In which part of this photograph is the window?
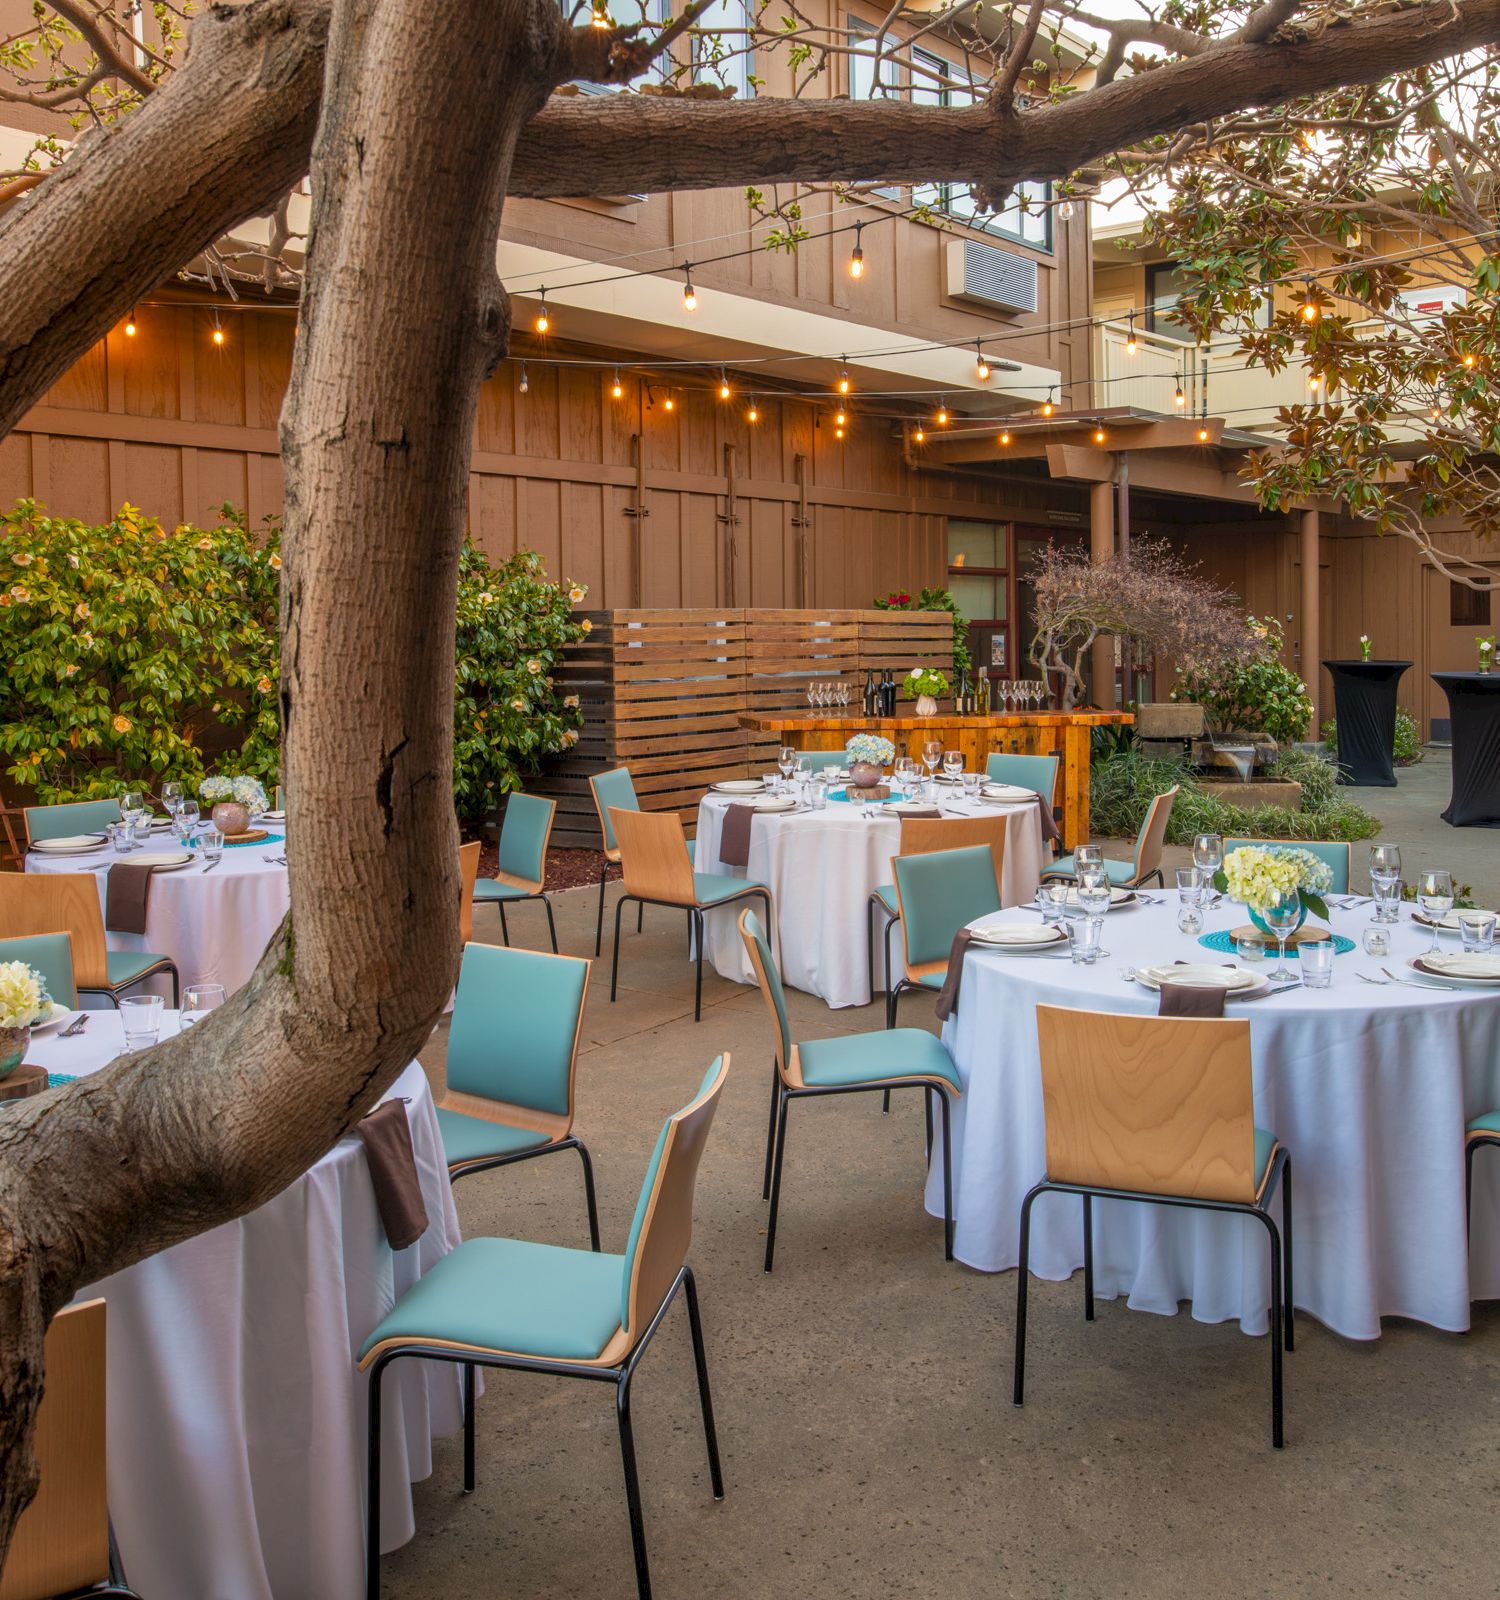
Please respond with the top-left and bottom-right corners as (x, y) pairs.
(1451, 580), (1493, 628)
(693, 0), (752, 99)
(1145, 262), (1198, 343)
(848, 20), (901, 200)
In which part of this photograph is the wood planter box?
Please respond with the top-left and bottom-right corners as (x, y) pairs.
(1197, 778), (1303, 810)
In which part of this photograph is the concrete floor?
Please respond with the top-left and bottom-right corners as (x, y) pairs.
(387, 753), (1500, 1600)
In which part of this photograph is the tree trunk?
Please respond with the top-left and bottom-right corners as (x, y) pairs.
(0, 0), (567, 1560)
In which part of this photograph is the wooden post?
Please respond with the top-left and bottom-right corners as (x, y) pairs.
(719, 442), (740, 607)
(1300, 508), (1320, 723)
(1090, 478), (1115, 709)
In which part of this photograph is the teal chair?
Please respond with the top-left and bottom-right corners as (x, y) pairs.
(473, 792), (558, 952)
(1466, 1111), (1500, 1228)
(587, 767), (695, 959)
(361, 1056), (730, 1600)
(740, 910), (959, 1270)
(1223, 839), (1351, 895)
(887, 844), (1002, 1028)
(985, 752), (1059, 806)
(439, 942), (599, 1249)
(1043, 784), (1179, 889)
(799, 750), (849, 774)
(24, 798), (119, 846)
(0, 932), (77, 1008)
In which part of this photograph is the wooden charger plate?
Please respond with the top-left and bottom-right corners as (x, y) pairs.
(222, 827), (270, 844)
(1229, 923), (1330, 948)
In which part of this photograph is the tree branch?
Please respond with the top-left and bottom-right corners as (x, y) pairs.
(46, 0), (157, 97)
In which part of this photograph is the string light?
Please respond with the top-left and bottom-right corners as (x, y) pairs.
(518, 361), (529, 394)
(1041, 387), (1055, 417)
(747, 397), (759, 423)
(682, 266), (697, 313)
(936, 398), (949, 426)
(975, 340), (991, 382)
(835, 409), (847, 426)
(664, 393), (675, 411)
(612, 368), (623, 399)
(1093, 422), (1107, 444)
(838, 364), (851, 395)
(1301, 293), (1320, 323)
(718, 368), (731, 400)
(998, 429), (1011, 446)
(535, 290), (550, 335)
(1197, 425), (1211, 442)
(914, 427), (926, 444)
(849, 222), (865, 279)
(1125, 311), (1138, 356)
(1463, 351), (1477, 369)
(1057, 198), (1075, 222)
(591, 3), (610, 24)
(124, 308), (137, 337)
(211, 313), (225, 347)
(1174, 375), (1186, 407)
(1307, 371), (1323, 392)
(835, 425), (845, 440)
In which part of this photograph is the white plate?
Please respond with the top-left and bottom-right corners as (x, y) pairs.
(968, 922), (1066, 950)
(1060, 886), (1136, 908)
(30, 1003), (80, 1035)
(981, 784), (1036, 805)
(1408, 953), (1500, 987)
(1412, 907), (1497, 931)
(740, 795), (799, 813)
(1135, 963), (1269, 997)
(148, 818), (175, 832)
(711, 780), (766, 795)
(133, 851), (195, 871)
(258, 810), (287, 823)
(29, 833), (108, 853)
(887, 801), (942, 815)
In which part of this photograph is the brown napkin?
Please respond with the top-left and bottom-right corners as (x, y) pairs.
(1157, 982), (1228, 1018)
(357, 1100), (429, 1250)
(105, 860), (157, 935)
(1033, 795), (1063, 847)
(934, 928), (974, 1021)
(896, 806), (942, 819)
(719, 803), (756, 867)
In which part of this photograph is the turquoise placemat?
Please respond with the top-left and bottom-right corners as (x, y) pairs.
(47, 1072), (76, 1089)
(1199, 928), (1355, 957)
(190, 832), (284, 851)
(830, 789), (900, 804)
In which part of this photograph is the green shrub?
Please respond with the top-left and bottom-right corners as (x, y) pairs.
(1320, 710), (1424, 767)
(1172, 615), (1312, 743)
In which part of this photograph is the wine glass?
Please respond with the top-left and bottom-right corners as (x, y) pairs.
(995, 681), (1010, 713)
(1074, 843), (1103, 873)
(838, 682), (850, 712)
(1077, 865), (1112, 957)
(1369, 843), (1402, 922)
(921, 738), (942, 776)
(806, 682), (818, 715)
(943, 750), (963, 782)
(1193, 833), (1224, 897)
(1417, 868), (1454, 954)
(778, 747), (797, 790)
(180, 983), (226, 1027)
(1263, 886), (1303, 981)
(172, 799), (199, 846)
(161, 781), (184, 818)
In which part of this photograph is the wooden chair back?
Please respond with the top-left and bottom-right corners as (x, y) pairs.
(1035, 1005), (1260, 1204)
(458, 841), (481, 946)
(0, 875), (110, 989)
(610, 808), (696, 906)
(0, 1299), (110, 1600)
(1132, 785), (1179, 882)
(898, 816), (1005, 899)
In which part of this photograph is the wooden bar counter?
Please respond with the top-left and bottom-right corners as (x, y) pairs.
(740, 712), (1133, 848)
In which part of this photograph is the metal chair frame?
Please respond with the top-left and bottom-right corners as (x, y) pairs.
(1466, 1130), (1500, 1230)
(610, 888), (771, 1022)
(447, 1137), (601, 1252)
(365, 1265), (723, 1600)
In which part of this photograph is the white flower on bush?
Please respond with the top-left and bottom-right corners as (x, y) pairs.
(563, 694), (580, 709)
(0, 962), (48, 1030)
(510, 696), (526, 712)
(562, 729), (578, 747)
(527, 659), (542, 675)
(1222, 845), (1334, 913)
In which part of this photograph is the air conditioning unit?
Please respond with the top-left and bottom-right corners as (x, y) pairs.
(945, 238), (1038, 315)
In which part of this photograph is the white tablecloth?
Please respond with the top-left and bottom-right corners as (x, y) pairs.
(693, 789), (1046, 1008)
(26, 834), (290, 994)
(26, 1013), (465, 1600)
(925, 899), (1500, 1339)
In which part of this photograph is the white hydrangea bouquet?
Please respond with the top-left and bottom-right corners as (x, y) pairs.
(845, 734), (896, 767)
(200, 775), (270, 813)
(0, 960), (50, 1077)
(1217, 845), (1333, 934)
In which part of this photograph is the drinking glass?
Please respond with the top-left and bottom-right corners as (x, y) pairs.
(1068, 915), (1103, 965)
(161, 781), (184, 817)
(1298, 938), (1335, 990)
(1077, 866), (1112, 956)
(810, 773), (829, 811)
(180, 983), (227, 1027)
(1369, 844), (1402, 923)
(121, 789), (144, 825)
(1074, 843), (1103, 873)
(806, 683), (818, 715)
(107, 820), (133, 855)
(795, 757), (811, 792)
(961, 771), (981, 799)
(120, 994), (164, 1052)
(1417, 869), (1454, 954)
(173, 799), (199, 846)
(199, 826), (224, 864)
(922, 740), (942, 778)
(1361, 926), (1390, 958)
(1458, 911), (1496, 953)
(1192, 833), (1224, 895)
(1175, 866), (1205, 904)
(1236, 932), (1267, 962)
(943, 751), (963, 782)
(778, 747), (797, 790)
(997, 681), (1012, 713)
(837, 683), (850, 711)
(1263, 887), (1302, 981)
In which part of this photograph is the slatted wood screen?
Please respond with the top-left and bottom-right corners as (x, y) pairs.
(539, 608), (955, 845)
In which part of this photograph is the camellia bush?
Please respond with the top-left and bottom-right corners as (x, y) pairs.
(1171, 616), (1313, 745)
(1, 502), (586, 823)
(0, 501), (280, 801)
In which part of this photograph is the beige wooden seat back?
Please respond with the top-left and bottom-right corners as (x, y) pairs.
(0, 875), (110, 990)
(610, 808), (696, 906)
(458, 841), (481, 946)
(0, 1299), (110, 1600)
(897, 816), (1006, 899)
(1133, 785), (1180, 884)
(1035, 1005), (1260, 1205)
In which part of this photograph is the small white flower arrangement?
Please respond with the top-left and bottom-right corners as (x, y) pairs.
(846, 734), (896, 767)
(1359, 634), (1372, 662)
(200, 775), (270, 812)
(0, 961), (49, 1031)
(1219, 845), (1333, 919)
(903, 667), (950, 700)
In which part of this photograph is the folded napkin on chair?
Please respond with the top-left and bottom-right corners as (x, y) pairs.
(933, 928), (975, 1022)
(105, 860), (158, 935)
(357, 1100), (429, 1250)
(1033, 796), (1062, 847)
(718, 803), (756, 867)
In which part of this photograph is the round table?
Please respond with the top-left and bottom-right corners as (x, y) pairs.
(694, 788), (1046, 1008)
(925, 898), (1500, 1339)
(1433, 671), (1500, 827)
(25, 1012), (465, 1600)
(1323, 658), (1411, 786)
(26, 832), (290, 994)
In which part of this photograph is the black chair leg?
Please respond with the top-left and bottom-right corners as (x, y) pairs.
(883, 914), (897, 1002)
(543, 894), (558, 954)
(166, 961), (180, 1008)
(610, 896), (630, 1001)
(1082, 1194), (1095, 1321)
(596, 861), (609, 958)
(882, 1090), (891, 1114)
(1013, 1187), (1040, 1406)
(682, 1267), (725, 1500)
(498, 902), (510, 946)
(923, 1086), (933, 1159)
(638, 901), (645, 933)
(939, 1089), (954, 1261)
(866, 897), (876, 1002)
(762, 1057), (779, 1200)
(1467, 1140), (1476, 1235)
(574, 1139), (602, 1251)
(764, 1091), (791, 1272)
(1280, 1159), (1295, 1353)
(462, 1362), (476, 1492)
(693, 909), (704, 1021)
(1265, 1213), (1285, 1449)
(365, 1360), (386, 1600)
(615, 1373), (653, 1600)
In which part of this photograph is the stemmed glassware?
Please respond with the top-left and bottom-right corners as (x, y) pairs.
(997, 681), (1012, 713)
(1192, 833), (1224, 900)
(778, 747), (798, 791)
(1175, 867), (1205, 935)
(806, 682), (819, 716)
(942, 750), (963, 782)
(180, 983), (226, 1027)
(1417, 868), (1454, 954)
(921, 739), (942, 793)
(1074, 843), (1103, 874)
(172, 799), (199, 847)
(892, 756), (914, 797)
(1077, 864), (1112, 957)
(161, 781), (184, 819)
(120, 789), (145, 850)
(1369, 843), (1402, 924)
(1263, 886), (1303, 981)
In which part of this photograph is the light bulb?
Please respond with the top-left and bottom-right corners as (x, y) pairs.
(747, 400), (759, 423)
(849, 223), (866, 279)
(1464, 351), (1477, 369)
(914, 427), (926, 444)
(518, 362), (529, 394)
(212, 326), (225, 346)
(999, 430), (1011, 446)
(718, 370), (731, 400)
(535, 290), (550, 334)
(1430, 402), (1442, 419)
(611, 369), (623, 399)
(124, 309), (137, 337)
(1093, 425), (1106, 444)
(1308, 372), (1322, 391)
(1174, 384), (1186, 407)
(838, 368), (851, 395)
(682, 267), (697, 313)
(591, 4), (609, 24)
(975, 341), (991, 381)
(1302, 300), (1320, 322)
(1058, 198), (1075, 221)
(1197, 426), (1210, 442)
(664, 394), (675, 411)
(835, 426), (845, 440)
(937, 405), (948, 426)
(836, 409), (847, 426)
(1041, 398), (1054, 418)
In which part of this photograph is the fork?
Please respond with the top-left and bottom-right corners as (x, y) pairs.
(59, 1013), (89, 1038)
(201, 857), (222, 874)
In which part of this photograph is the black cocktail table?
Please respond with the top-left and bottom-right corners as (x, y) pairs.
(1433, 672), (1500, 826)
(1323, 659), (1411, 787)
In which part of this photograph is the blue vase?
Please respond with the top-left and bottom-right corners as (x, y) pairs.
(1248, 903), (1308, 940)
